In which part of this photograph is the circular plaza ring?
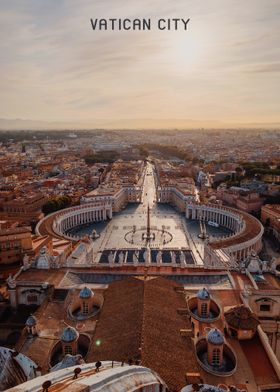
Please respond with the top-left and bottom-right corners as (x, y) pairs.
(124, 228), (173, 247)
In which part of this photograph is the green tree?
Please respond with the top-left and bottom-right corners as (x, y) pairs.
(42, 195), (72, 215)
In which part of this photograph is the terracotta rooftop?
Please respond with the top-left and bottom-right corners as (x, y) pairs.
(0, 226), (31, 236)
(15, 288), (99, 373)
(205, 288), (243, 309)
(256, 273), (280, 291)
(87, 276), (200, 391)
(15, 269), (66, 286)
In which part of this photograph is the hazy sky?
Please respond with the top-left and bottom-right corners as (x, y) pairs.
(0, 0), (279, 126)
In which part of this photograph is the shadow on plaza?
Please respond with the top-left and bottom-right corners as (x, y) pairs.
(66, 203), (181, 238)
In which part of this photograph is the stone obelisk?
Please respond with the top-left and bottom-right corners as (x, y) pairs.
(147, 204), (151, 240)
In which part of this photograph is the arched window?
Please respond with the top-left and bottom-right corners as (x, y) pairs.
(212, 348), (220, 366)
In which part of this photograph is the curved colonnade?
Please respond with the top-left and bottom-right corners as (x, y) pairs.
(36, 201), (264, 265)
(186, 203), (264, 262)
(36, 202), (112, 241)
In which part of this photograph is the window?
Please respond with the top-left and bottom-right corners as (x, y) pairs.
(260, 304), (271, 312)
(82, 302), (89, 314)
(14, 242), (20, 249)
(212, 348), (221, 366)
(27, 295), (38, 303)
(65, 345), (72, 355)
(201, 303), (208, 318)
(256, 298), (274, 313)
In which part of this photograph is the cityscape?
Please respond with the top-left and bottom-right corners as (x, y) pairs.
(1, 1), (280, 392)
(0, 129), (280, 392)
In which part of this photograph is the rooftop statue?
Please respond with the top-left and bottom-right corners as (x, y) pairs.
(108, 251), (114, 264)
(118, 251), (124, 264)
(156, 250), (162, 264)
(133, 251), (139, 264)
(6, 274), (16, 289)
(180, 250), (186, 265)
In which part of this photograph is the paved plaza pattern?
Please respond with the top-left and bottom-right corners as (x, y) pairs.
(68, 162), (232, 265)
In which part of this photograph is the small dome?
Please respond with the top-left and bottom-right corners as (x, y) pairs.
(207, 328), (224, 345)
(26, 315), (37, 327)
(61, 326), (79, 343)
(79, 286), (94, 299)
(197, 288), (210, 300)
(40, 247), (46, 255)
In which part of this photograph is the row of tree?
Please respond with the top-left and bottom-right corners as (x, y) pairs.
(136, 143), (192, 161)
(84, 150), (120, 164)
(241, 162), (280, 177)
(42, 195), (72, 215)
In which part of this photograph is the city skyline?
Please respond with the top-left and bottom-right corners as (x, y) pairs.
(0, 0), (280, 128)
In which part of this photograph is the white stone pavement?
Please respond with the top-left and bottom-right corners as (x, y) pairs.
(91, 162), (206, 265)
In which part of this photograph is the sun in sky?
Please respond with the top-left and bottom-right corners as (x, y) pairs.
(0, 0), (279, 127)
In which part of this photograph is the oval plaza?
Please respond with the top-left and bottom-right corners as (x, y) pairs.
(36, 162), (264, 270)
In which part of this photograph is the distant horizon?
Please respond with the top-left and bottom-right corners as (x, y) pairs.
(0, 116), (280, 131)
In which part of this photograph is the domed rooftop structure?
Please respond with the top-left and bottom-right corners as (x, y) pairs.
(187, 290), (221, 323)
(79, 286), (94, 299)
(61, 326), (79, 343)
(196, 330), (236, 376)
(225, 305), (259, 331)
(26, 315), (37, 327)
(207, 328), (224, 345)
(5, 363), (167, 392)
(197, 288), (210, 300)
